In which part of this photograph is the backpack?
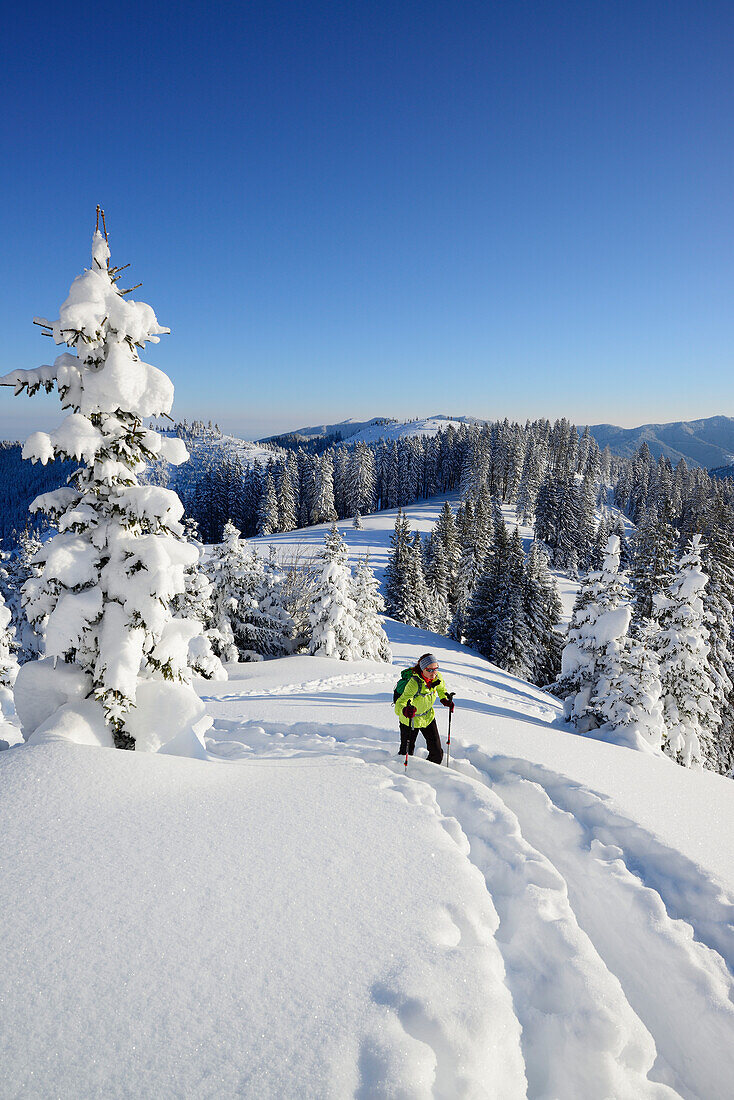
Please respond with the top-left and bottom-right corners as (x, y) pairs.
(393, 668), (418, 704)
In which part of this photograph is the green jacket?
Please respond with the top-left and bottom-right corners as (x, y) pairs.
(395, 670), (449, 729)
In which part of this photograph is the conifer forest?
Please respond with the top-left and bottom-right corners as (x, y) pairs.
(3, 403), (733, 775)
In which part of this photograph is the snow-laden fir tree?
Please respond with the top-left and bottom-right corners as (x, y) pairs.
(591, 622), (665, 752)
(702, 524), (734, 775)
(464, 516), (525, 664)
(277, 453), (298, 533)
(407, 531), (433, 629)
(655, 535), (718, 768)
(425, 533), (452, 634)
(554, 535), (632, 733)
(523, 538), (563, 685)
(492, 586), (533, 679)
(630, 509), (677, 627)
(257, 467), (279, 536)
(345, 442), (376, 519)
(352, 556), (392, 662)
(483, 527), (532, 677)
(310, 453), (338, 526)
(204, 520), (291, 662)
(463, 526), (504, 660)
(431, 500), (461, 605)
(0, 529), (44, 663)
(204, 519), (246, 660)
(515, 441), (543, 525)
(1, 222), (210, 751)
(308, 524), (361, 659)
(257, 552), (297, 656)
(170, 518), (227, 681)
(384, 510), (413, 621)
(234, 543), (294, 659)
(0, 587), (21, 747)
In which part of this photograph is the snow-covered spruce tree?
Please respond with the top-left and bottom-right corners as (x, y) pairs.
(523, 538), (563, 685)
(449, 500), (480, 642)
(384, 510), (413, 621)
(308, 524), (361, 659)
(614, 517), (632, 569)
(554, 535), (632, 733)
(310, 452), (338, 526)
(1, 223), (210, 751)
(491, 586), (533, 679)
(425, 534), (452, 634)
(432, 500), (461, 605)
(630, 509), (677, 628)
(655, 536), (718, 768)
(352, 557), (392, 662)
(257, 552), (297, 657)
(407, 531), (433, 629)
(277, 453), (298, 533)
(702, 525), (734, 775)
(484, 527), (532, 678)
(257, 467), (279, 536)
(345, 442), (376, 519)
(1, 529), (44, 662)
(0, 587), (21, 747)
(204, 520), (285, 662)
(592, 622), (665, 752)
(233, 543), (294, 659)
(515, 442), (543, 525)
(170, 519), (227, 681)
(464, 526), (504, 660)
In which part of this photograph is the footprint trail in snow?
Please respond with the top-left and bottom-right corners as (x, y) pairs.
(206, 708), (734, 1100)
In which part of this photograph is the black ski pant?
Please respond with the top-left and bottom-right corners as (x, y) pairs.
(399, 718), (443, 764)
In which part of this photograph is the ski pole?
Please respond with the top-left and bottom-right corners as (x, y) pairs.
(405, 711), (413, 772)
(446, 693), (455, 767)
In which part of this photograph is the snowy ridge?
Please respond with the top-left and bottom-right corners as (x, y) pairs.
(260, 414), (483, 447)
(341, 415), (483, 446)
(154, 427), (281, 477)
(175, 429), (279, 468)
(2, 497), (734, 1096)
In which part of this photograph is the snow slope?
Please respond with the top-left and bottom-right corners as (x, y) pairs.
(345, 415), (482, 445)
(170, 428), (279, 470)
(261, 414), (483, 447)
(2, 497), (733, 1099)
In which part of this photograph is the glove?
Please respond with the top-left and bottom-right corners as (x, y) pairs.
(402, 704), (417, 719)
(441, 697), (455, 712)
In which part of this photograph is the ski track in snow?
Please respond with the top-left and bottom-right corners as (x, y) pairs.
(206, 717), (734, 1099)
(201, 671), (393, 701)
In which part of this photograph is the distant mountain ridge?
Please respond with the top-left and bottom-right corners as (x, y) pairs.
(586, 416), (734, 470)
(261, 417), (386, 445)
(262, 413), (734, 470)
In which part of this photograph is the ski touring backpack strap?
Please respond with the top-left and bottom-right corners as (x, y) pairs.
(393, 668), (418, 704)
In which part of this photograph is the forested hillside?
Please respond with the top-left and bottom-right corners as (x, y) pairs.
(587, 415), (734, 468)
(0, 443), (73, 545)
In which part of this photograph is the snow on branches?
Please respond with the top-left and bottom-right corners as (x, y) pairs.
(1, 225), (211, 753)
(656, 535), (718, 768)
(309, 525), (390, 662)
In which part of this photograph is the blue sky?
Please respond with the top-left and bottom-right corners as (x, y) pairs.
(1, 0), (733, 439)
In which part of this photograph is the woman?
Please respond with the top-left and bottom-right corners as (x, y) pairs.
(394, 652), (454, 764)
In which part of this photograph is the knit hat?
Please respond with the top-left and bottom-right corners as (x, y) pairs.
(418, 653), (439, 671)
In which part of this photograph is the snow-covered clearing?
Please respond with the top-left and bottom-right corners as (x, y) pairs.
(2, 497), (733, 1098)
